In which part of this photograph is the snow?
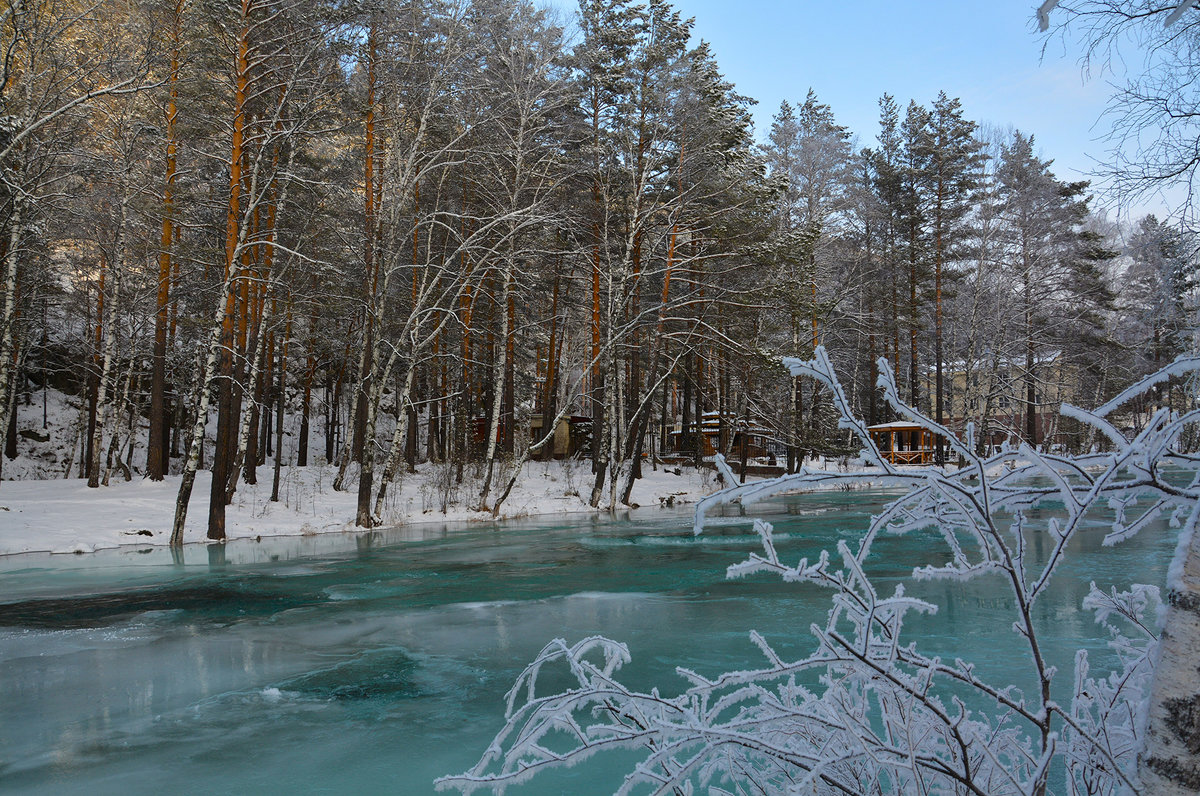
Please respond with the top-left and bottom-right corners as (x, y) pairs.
(442, 344), (1195, 795)
(1165, 0), (1198, 27)
(0, 384), (761, 555)
(0, 385), (901, 558)
(0, 460), (733, 557)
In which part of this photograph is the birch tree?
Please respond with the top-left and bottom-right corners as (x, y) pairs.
(0, 0), (153, 486)
(171, 0), (348, 542)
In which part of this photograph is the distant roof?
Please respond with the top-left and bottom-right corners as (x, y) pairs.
(942, 350), (1062, 371)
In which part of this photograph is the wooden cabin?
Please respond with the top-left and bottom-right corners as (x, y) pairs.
(669, 412), (786, 461)
(528, 414), (591, 458)
(868, 421), (935, 465)
(468, 414), (589, 457)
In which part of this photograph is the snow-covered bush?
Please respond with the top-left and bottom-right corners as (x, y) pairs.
(438, 348), (1200, 795)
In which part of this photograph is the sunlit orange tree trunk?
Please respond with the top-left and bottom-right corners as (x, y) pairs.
(148, 0), (184, 481)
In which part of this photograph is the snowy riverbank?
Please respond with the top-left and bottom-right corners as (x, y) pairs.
(0, 460), (733, 557)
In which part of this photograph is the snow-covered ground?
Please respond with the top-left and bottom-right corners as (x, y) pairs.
(0, 385), (736, 555)
(0, 459), (729, 557)
(1, 385), (881, 557)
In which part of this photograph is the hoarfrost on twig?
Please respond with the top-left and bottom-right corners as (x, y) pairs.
(440, 346), (1197, 795)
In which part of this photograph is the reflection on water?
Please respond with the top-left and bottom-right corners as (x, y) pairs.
(0, 494), (1177, 795)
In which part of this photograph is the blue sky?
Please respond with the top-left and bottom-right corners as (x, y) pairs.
(677, 2), (1106, 159)
(547, 1), (1165, 219)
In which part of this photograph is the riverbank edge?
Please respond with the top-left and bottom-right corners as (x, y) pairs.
(0, 459), (901, 559)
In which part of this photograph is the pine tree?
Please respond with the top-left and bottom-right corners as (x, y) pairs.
(995, 131), (1112, 447)
(925, 92), (983, 462)
(899, 100), (930, 408)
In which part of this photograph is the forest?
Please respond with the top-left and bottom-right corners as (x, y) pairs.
(0, 0), (1194, 543)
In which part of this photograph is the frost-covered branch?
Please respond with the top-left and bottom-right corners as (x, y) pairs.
(442, 347), (1197, 795)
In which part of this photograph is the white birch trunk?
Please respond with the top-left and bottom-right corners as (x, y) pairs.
(371, 358), (415, 518)
(225, 284), (277, 501)
(0, 197), (23, 485)
(170, 279), (236, 545)
(102, 357), (136, 485)
(331, 329), (368, 492)
(88, 192), (127, 488)
(476, 266), (512, 510)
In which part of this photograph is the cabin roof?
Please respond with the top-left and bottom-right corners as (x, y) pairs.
(669, 426), (776, 436)
(866, 421), (928, 431)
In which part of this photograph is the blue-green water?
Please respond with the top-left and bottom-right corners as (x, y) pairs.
(0, 492), (1178, 795)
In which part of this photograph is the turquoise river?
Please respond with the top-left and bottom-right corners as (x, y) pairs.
(0, 491), (1178, 794)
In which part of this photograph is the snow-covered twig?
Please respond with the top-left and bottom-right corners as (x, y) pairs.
(442, 347), (1194, 795)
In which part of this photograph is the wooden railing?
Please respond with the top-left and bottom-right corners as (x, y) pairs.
(881, 449), (933, 465)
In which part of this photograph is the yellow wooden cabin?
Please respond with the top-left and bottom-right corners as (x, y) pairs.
(867, 421), (935, 465)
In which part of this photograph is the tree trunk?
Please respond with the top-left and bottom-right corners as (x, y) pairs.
(540, 270), (560, 461)
(351, 22), (378, 471)
(226, 283), (277, 502)
(934, 184), (945, 465)
(4, 374), (16, 464)
(0, 194), (20, 482)
(693, 345), (704, 470)
(85, 265), (100, 481)
(428, 334), (441, 463)
(478, 267), (513, 509)
(207, 0), (251, 540)
(298, 352), (313, 466)
(103, 357), (136, 485)
(271, 302), (290, 502)
(1023, 248), (1037, 447)
(502, 291), (515, 455)
(352, 332), (389, 527)
(589, 361), (613, 508)
(148, 0), (182, 482)
(738, 370), (753, 484)
(908, 221), (920, 410)
(88, 192), (127, 489)
(590, 240), (601, 472)
(333, 342), (365, 490)
(172, 278), (237, 546)
(371, 360), (416, 519)
(617, 225), (679, 505)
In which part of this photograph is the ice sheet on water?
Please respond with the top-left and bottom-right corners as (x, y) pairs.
(322, 581), (416, 602)
(690, 514), (760, 527)
(618, 532), (809, 548)
(562, 590), (656, 602)
(266, 565), (327, 577)
(0, 617), (178, 663)
(0, 582), (307, 631)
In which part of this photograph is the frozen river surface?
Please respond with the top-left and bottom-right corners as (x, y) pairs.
(0, 492), (1176, 795)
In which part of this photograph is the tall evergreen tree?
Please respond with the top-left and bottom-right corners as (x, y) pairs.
(924, 92), (983, 461)
(995, 131), (1112, 446)
(899, 100), (930, 408)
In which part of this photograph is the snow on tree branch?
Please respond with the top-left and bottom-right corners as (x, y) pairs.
(439, 346), (1197, 795)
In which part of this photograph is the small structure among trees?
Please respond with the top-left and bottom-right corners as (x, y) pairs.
(667, 411), (787, 462)
(866, 420), (935, 464)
